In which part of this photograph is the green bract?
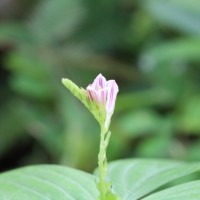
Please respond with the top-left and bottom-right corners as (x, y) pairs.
(62, 78), (106, 126)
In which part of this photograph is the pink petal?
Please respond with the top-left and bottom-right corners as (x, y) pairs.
(92, 74), (107, 90)
(100, 88), (107, 104)
(106, 80), (119, 114)
(87, 85), (102, 103)
(87, 85), (98, 102)
(86, 74), (119, 130)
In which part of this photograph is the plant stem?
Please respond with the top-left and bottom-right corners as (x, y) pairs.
(98, 126), (111, 200)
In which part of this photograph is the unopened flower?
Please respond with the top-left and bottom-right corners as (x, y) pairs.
(62, 74), (119, 130)
(86, 74), (119, 130)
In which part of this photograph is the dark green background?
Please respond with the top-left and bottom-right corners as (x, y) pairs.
(0, 0), (200, 173)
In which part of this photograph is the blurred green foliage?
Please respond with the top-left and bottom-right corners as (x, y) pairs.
(0, 0), (200, 172)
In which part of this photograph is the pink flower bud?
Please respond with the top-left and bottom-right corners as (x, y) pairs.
(86, 74), (119, 129)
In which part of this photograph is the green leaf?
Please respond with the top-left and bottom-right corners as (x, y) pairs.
(0, 22), (31, 43)
(106, 159), (200, 200)
(140, 38), (200, 66)
(177, 96), (200, 133)
(142, 0), (200, 35)
(116, 89), (173, 112)
(10, 75), (53, 100)
(139, 39), (198, 93)
(117, 110), (161, 136)
(142, 180), (200, 200)
(1, 160), (200, 199)
(28, 0), (85, 43)
(0, 102), (27, 158)
(0, 165), (98, 200)
(5, 51), (54, 100)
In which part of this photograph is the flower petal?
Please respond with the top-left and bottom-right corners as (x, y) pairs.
(87, 85), (108, 105)
(86, 85), (101, 103)
(106, 80), (119, 114)
(100, 88), (107, 104)
(92, 74), (107, 90)
(104, 80), (119, 129)
(87, 86), (97, 101)
(86, 74), (119, 129)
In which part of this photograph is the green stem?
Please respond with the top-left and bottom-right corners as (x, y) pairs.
(98, 126), (111, 200)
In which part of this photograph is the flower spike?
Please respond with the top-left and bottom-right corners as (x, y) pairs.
(62, 74), (120, 200)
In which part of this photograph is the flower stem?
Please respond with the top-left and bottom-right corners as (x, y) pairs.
(98, 126), (111, 200)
